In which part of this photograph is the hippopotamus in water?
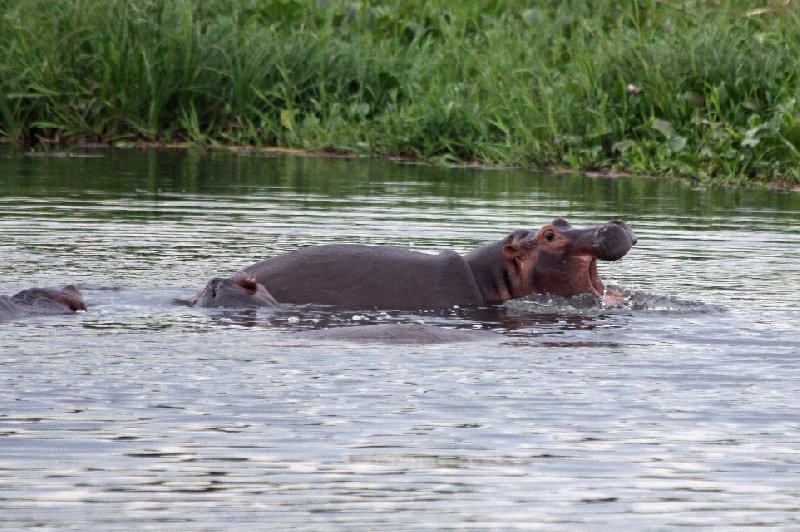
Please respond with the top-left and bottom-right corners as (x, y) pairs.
(288, 323), (502, 344)
(189, 277), (501, 343)
(239, 219), (636, 310)
(191, 274), (277, 308)
(0, 285), (87, 321)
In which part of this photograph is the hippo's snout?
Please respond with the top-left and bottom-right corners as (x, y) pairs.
(596, 220), (636, 261)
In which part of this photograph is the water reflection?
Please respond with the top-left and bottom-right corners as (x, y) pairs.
(3, 146), (798, 216)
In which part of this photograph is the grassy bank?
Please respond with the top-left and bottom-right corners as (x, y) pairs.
(1, 0), (799, 185)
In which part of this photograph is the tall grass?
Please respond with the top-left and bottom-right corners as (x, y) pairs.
(1, 0), (799, 184)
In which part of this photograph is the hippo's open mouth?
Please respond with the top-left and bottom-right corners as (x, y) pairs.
(570, 220), (636, 297)
(588, 257), (606, 296)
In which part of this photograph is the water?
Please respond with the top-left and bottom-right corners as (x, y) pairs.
(1, 146), (798, 528)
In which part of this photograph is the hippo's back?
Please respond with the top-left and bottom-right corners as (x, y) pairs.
(243, 244), (483, 309)
(289, 323), (501, 344)
(0, 296), (21, 322)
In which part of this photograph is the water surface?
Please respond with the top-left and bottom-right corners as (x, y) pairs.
(1, 146), (799, 528)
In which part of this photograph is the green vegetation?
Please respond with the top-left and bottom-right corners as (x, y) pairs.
(1, 0), (799, 185)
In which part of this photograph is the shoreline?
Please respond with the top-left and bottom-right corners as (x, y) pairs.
(7, 140), (798, 192)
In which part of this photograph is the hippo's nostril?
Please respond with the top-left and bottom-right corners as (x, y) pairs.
(632, 237), (638, 246)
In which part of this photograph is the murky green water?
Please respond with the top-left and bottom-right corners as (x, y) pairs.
(1, 146), (799, 528)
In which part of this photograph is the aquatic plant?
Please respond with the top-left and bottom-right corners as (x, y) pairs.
(0, 0), (798, 185)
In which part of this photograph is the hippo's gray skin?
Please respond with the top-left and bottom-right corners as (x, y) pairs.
(241, 219), (636, 310)
(288, 323), (501, 344)
(0, 285), (86, 322)
(191, 274), (277, 308)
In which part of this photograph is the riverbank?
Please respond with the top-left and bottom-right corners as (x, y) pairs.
(2, 1), (799, 187)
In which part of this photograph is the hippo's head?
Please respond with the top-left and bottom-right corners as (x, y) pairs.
(192, 274), (278, 308)
(502, 219), (636, 298)
(10, 285), (87, 314)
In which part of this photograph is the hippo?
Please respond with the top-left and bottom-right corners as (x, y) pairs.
(288, 323), (502, 344)
(191, 274), (278, 308)
(188, 277), (503, 343)
(238, 219), (636, 310)
(0, 285), (87, 322)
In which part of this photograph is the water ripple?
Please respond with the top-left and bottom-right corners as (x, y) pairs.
(1, 150), (799, 528)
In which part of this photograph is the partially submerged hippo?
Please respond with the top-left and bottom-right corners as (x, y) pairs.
(0, 285), (87, 322)
(239, 219), (636, 310)
(191, 274), (277, 308)
(288, 323), (502, 344)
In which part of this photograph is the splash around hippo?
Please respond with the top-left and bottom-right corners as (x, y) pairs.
(227, 218), (636, 310)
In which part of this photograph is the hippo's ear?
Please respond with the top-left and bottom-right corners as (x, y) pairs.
(55, 286), (87, 311)
(551, 218), (571, 229)
(235, 276), (260, 294)
(502, 230), (535, 259)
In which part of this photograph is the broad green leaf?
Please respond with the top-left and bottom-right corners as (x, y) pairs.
(652, 118), (674, 138)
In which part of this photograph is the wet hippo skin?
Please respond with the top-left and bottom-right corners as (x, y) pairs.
(248, 245), (484, 309)
(242, 219), (636, 310)
(191, 274), (277, 308)
(288, 323), (502, 344)
(0, 285), (87, 322)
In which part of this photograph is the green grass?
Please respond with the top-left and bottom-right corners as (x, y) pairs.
(1, 0), (799, 185)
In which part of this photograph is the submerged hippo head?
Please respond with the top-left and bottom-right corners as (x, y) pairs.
(501, 219), (636, 298)
(192, 274), (278, 308)
(8, 285), (87, 315)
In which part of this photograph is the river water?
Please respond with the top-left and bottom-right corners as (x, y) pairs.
(1, 146), (798, 528)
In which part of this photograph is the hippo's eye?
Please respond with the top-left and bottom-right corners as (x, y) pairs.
(545, 232), (555, 242)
